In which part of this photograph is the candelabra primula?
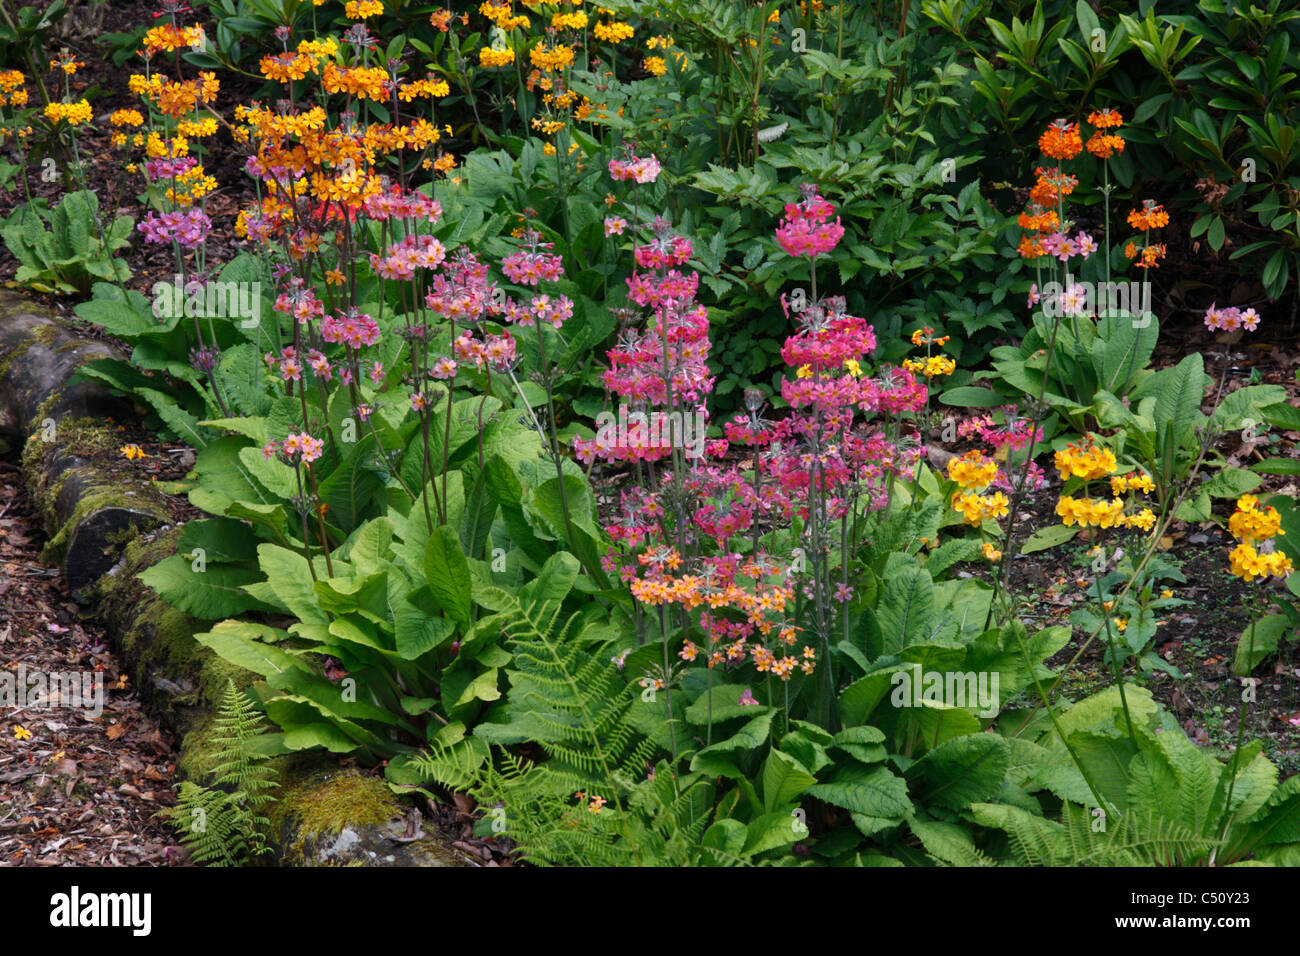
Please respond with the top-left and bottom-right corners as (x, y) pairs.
(1228, 495), (1293, 582)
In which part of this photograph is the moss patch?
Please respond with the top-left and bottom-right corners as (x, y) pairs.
(0, 333), (39, 383)
(176, 713), (222, 781)
(92, 527), (254, 742)
(21, 412), (152, 560)
(37, 487), (167, 565)
(272, 770), (403, 844)
(28, 322), (63, 348)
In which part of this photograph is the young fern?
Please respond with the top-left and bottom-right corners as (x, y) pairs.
(415, 594), (673, 866)
(163, 679), (278, 866)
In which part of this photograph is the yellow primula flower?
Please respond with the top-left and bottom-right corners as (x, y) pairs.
(594, 21), (634, 43)
(1229, 543), (1292, 582)
(530, 43), (575, 72)
(953, 490), (1009, 527)
(948, 450), (999, 490)
(44, 100), (93, 126)
(1228, 494), (1284, 544)
(1054, 440), (1118, 481)
(345, 0), (384, 18)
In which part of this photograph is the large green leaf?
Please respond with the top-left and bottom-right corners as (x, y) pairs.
(1244, 775), (1300, 847)
(875, 564), (934, 654)
(395, 603), (456, 660)
(1092, 310), (1158, 395)
(459, 465), (498, 560)
(257, 543), (331, 638)
(519, 551), (580, 611)
(424, 525), (473, 624)
(914, 732), (1010, 810)
(318, 434), (385, 533)
(762, 750), (817, 812)
(1068, 730), (1139, 812)
(1233, 614), (1292, 676)
(807, 764), (912, 818)
(138, 555), (270, 619)
(1150, 352), (1208, 451)
(192, 619), (302, 678)
(1020, 523), (1078, 554)
(178, 517), (260, 565)
(191, 436), (275, 505)
(138, 387), (210, 449)
(909, 815), (991, 865)
(72, 283), (166, 338)
(266, 667), (400, 726)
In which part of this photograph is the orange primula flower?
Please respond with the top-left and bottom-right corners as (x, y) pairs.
(1039, 119), (1082, 160)
(1127, 200), (1170, 231)
(1018, 235), (1045, 259)
(1087, 108), (1124, 129)
(1086, 131), (1125, 159)
(1017, 206), (1059, 232)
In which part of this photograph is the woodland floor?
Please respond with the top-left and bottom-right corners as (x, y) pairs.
(0, 458), (182, 866)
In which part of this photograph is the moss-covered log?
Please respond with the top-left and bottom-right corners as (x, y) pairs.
(0, 295), (167, 590)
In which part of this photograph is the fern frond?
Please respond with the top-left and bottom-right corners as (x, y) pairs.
(164, 680), (278, 865)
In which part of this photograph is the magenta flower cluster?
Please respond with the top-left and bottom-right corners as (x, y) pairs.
(138, 209), (212, 248)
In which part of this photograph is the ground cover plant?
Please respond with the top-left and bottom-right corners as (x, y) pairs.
(0, 0), (1298, 869)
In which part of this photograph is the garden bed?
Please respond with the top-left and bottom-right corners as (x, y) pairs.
(1, 0), (1299, 871)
